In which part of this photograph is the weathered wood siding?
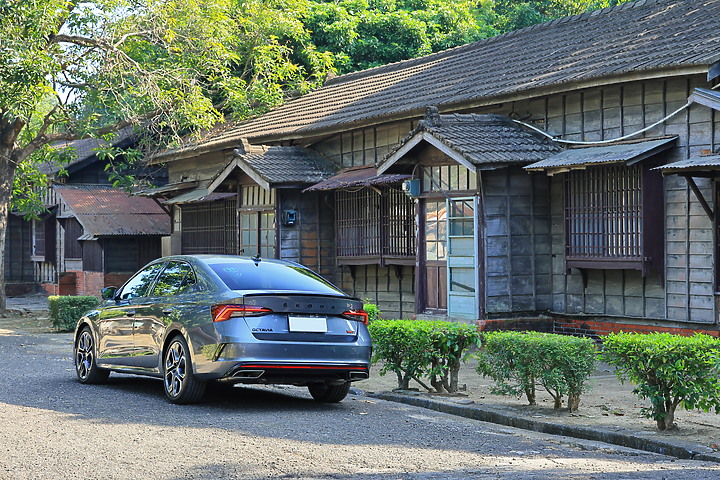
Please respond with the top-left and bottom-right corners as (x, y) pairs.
(314, 120), (416, 168)
(278, 190), (336, 282)
(482, 167), (552, 315)
(339, 265), (415, 318)
(504, 74), (719, 323)
(5, 214), (34, 282)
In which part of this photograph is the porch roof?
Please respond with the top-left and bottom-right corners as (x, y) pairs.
(379, 111), (561, 174)
(303, 165), (412, 192)
(524, 137), (677, 174)
(54, 184), (170, 239)
(654, 155), (720, 174)
(161, 183), (236, 205)
(209, 142), (337, 192)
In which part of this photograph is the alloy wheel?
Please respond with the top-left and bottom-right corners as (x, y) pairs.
(164, 340), (187, 398)
(75, 330), (94, 380)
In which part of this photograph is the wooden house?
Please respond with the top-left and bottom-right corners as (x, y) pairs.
(149, 0), (720, 335)
(5, 131), (170, 297)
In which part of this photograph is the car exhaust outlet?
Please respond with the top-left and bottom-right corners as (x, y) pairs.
(233, 369), (265, 379)
(349, 371), (369, 380)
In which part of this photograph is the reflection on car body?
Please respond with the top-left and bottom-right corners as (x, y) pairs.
(74, 255), (371, 404)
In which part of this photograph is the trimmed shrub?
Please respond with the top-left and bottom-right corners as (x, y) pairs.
(368, 319), (480, 393)
(602, 332), (720, 430)
(48, 295), (99, 332)
(476, 331), (597, 411)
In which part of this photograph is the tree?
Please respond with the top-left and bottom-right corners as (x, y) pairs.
(304, 0), (497, 73)
(0, 0), (333, 312)
(492, 0), (629, 33)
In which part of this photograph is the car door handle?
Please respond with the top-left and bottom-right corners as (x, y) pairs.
(162, 309), (173, 316)
(126, 310), (136, 317)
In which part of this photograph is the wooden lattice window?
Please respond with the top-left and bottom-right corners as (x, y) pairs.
(564, 163), (663, 274)
(239, 185), (275, 258)
(181, 199), (237, 255)
(335, 186), (416, 263)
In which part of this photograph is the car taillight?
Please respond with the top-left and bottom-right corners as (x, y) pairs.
(342, 309), (369, 325)
(212, 304), (272, 322)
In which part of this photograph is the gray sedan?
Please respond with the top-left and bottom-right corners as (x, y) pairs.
(74, 255), (372, 404)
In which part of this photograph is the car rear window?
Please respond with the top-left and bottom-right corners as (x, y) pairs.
(208, 261), (344, 295)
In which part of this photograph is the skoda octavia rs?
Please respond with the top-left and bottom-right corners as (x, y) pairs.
(74, 255), (372, 404)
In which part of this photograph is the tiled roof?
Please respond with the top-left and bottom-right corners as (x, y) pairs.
(54, 184), (170, 238)
(304, 165), (412, 192)
(157, 0), (720, 158)
(232, 143), (337, 186)
(381, 111), (561, 172)
(525, 137), (677, 171)
(40, 127), (135, 176)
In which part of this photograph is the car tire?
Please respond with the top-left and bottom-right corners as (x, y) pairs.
(308, 382), (351, 402)
(75, 326), (110, 384)
(163, 335), (206, 404)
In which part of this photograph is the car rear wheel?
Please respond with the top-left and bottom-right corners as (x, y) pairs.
(308, 382), (351, 402)
(75, 326), (110, 384)
(163, 336), (206, 404)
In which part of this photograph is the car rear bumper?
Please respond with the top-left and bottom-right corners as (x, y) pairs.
(193, 341), (372, 384)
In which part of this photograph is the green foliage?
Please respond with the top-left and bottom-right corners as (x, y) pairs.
(368, 319), (479, 393)
(476, 331), (597, 411)
(48, 295), (100, 332)
(305, 0), (497, 73)
(602, 332), (720, 430)
(492, 0), (627, 33)
(362, 302), (381, 323)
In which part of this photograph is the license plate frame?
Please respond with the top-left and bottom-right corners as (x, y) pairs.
(288, 316), (327, 333)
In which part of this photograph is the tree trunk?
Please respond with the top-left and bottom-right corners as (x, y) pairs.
(0, 138), (21, 314)
(567, 393), (581, 412)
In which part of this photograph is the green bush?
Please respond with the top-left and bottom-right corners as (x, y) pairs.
(48, 295), (99, 332)
(476, 331), (597, 411)
(602, 332), (720, 430)
(363, 302), (381, 323)
(368, 319), (480, 393)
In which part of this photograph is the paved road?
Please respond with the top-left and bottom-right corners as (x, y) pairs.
(1, 331), (719, 480)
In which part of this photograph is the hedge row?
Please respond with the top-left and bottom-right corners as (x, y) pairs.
(368, 319), (480, 393)
(48, 295), (99, 331)
(476, 331), (597, 411)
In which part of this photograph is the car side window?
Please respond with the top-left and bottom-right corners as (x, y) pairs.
(151, 261), (197, 297)
(117, 263), (165, 300)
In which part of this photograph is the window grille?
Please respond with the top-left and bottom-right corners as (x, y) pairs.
(181, 199), (237, 255)
(335, 186), (416, 262)
(565, 165), (644, 268)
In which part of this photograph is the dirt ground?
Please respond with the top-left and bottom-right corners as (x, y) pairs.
(356, 354), (720, 454)
(3, 306), (720, 454)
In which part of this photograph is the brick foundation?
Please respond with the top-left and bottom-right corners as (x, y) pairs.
(476, 316), (720, 338)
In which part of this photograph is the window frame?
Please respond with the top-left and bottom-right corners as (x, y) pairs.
(562, 162), (664, 278)
(335, 185), (416, 265)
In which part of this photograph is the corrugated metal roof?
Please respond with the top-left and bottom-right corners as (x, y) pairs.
(304, 165), (411, 192)
(654, 155), (720, 173)
(154, 0), (720, 159)
(136, 180), (199, 197)
(524, 137), (677, 172)
(54, 184), (170, 238)
(381, 112), (561, 172)
(162, 186), (236, 205)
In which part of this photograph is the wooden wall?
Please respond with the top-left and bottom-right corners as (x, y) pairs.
(504, 74), (719, 323)
(339, 264), (415, 319)
(278, 190), (336, 281)
(483, 167), (552, 315)
(5, 214), (34, 283)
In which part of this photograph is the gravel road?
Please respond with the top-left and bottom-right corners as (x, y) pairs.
(1, 329), (720, 480)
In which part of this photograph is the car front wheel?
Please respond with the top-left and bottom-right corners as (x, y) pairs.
(163, 336), (206, 404)
(308, 382), (351, 402)
(75, 326), (110, 384)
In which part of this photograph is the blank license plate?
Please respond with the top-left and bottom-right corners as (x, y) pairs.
(288, 316), (327, 333)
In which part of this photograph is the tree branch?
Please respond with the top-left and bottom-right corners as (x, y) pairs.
(49, 33), (106, 49)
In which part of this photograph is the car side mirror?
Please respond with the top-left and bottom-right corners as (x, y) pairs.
(101, 286), (117, 300)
